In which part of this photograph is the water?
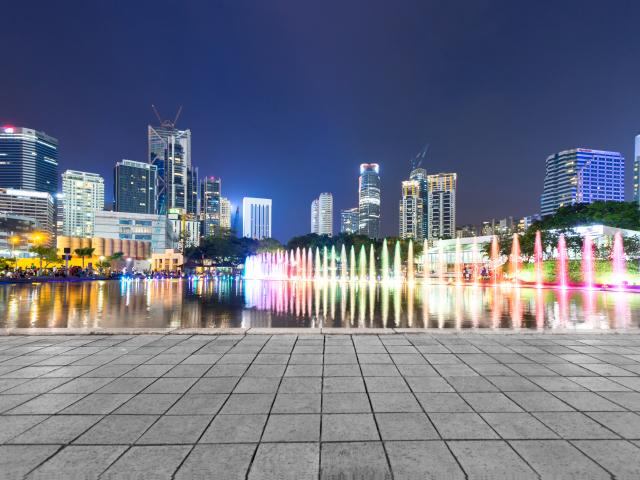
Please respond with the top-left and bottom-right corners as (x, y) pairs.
(0, 278), (638, 330)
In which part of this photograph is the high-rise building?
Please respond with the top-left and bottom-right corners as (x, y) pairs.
(0, 213), (41, 256)
(358, 163), (381, 238)
(200, 176), (221, 237)
(187, 166), (199, 216)
(61, 170), (105, 238)
(340, 208), (359, 234)
(310, 193), (333, 236)
(148, 123), (192, 215)
(167, 208), (200, 250)
(634, 136), (640, 206)
(220, 197), (232, 231)
(0, 126), (58, 197)
(93, 211), (171, 254)
(427, 173), (456, 240)
(409, 167), (428, 239)
(540, 148), (625, 217)
(114, 159), (157, 214)
(242, 197), (272, 240)
(399, 180), (423, 240)
(0, 189), (55, 245)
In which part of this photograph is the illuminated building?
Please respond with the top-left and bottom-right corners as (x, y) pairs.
(409, 167), (428, 239)
(93, 211), (171, 253)
(358, 163), (381, 238)
(114, 159), (157, 214)
(427, 172), (456, 240)
(61, 170), (105, 238)
(0, 125), (58, 197)
(148, 123), (192, 215)
(0, 214), (43, 256)
(0, 188), (55, 245)
(540, 148), (625, 216)
(634, 136), (640, 206)
(399, 180), (423, 240)
(167, 208), (200, 250)
(310, 192), (333, 236)
(200, 176), (221, 237)
(242, 197), (272, 240)
(220, 197), (231, 231)
(340, 207), (359, 234)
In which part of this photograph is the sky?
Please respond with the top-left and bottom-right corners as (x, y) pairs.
(2, 0), (640, 241)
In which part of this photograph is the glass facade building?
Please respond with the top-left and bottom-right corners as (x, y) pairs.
(358, 163), (381, 238)
(0, 126), (58, 197)
(340, 207), (359, 234)
(148, 125), (192, 215)
(409, 167), (428, 240)
(200, 176), (221, 237)
(114, 159), (157, 214)
(0, 188), (55, 246)
(93, 211), (171, 254)
(540, 148), (625, 217)
(427, 173), (456, 240)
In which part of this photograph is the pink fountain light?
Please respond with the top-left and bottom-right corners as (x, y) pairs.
(557, 233), (569, 289)
(491, 235), (500, 286)
(510, 233), (521, 285)
(582, 233), (595, 290)
(612, 232), (626, 288)
(534, 230), (543, 288)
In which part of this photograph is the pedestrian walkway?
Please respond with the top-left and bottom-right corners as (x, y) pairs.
(1, 332), (640, 479)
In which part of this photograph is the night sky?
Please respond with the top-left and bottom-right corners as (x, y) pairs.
(3, 1), (640, 241)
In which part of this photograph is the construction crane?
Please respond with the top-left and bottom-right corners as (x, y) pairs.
(410, 143), (430, 172)
(151, 104), (183, 129)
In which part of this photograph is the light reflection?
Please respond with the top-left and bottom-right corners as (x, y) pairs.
(0, 279), (637, 330)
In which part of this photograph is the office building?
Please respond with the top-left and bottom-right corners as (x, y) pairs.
(358, 163), (381, 238)
(634, 136), (640, 206)
(114, 159), (157, 214)
(399, 180), (423, 240)
(540, 148), (625, 216)
(0, 214), (40, 257)
(200, 176), (221, 237)
(310, 192), (333, 236)
(148, 123), (192, 215)
(187, 165), (199, 216)
(220, 197), (232, 231)
(93, 211), (171, 254)
(409, 167), (428, 239)
(61, 170), (105, 238)
(340, 208), (359, 234)
(0, 126), (58, 197)
(427, 173), (456, 240)
(0, 189), (55, 245)
(242, 197), (272, 240)
(167, 208), (200, 250)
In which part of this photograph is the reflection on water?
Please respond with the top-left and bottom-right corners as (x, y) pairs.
(0, 278), (638, 330)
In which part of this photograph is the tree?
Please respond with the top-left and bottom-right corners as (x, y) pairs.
(74, 247), (95, 269)
(29, 246), (61, 271)
(257, 238), (283, 253)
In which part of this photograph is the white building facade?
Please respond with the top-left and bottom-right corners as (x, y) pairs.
(242, 197), (272, 240)
(61, 170), (105, 238)
(310, 192), (333, 236)
(93, 211), (172, 254)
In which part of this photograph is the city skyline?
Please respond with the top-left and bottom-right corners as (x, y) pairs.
(3, 1), (640, 241)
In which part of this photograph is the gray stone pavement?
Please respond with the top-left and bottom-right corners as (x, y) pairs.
(0, 333), (640, 479)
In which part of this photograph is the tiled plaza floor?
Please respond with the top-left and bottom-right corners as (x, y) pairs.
(1, 332), (640, 479)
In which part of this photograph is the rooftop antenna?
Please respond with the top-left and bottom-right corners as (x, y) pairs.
(151, 104), (183, 129)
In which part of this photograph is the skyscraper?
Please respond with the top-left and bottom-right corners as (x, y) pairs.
(634, 136), (640, 206)
(187, 166), (199, 216)
(310, 193), (333, 236)
(61, 170), (105, 238)
(242, 197), (272, 240)
(358, 163), (381, 238)
(340, 208), (359, 234)
(409, 167), (428, 239)
(399, 180), (423, 240)
(114, 159), (157, 214)
(540, 148), (625, 216)
(0, 189), (55, 245)
(200, 176), (221, 237)
(0, 126), (58, 197)
(427, 173), (456, 240)
(220, 197), (232, 231)
(148, 123), (192, 215)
